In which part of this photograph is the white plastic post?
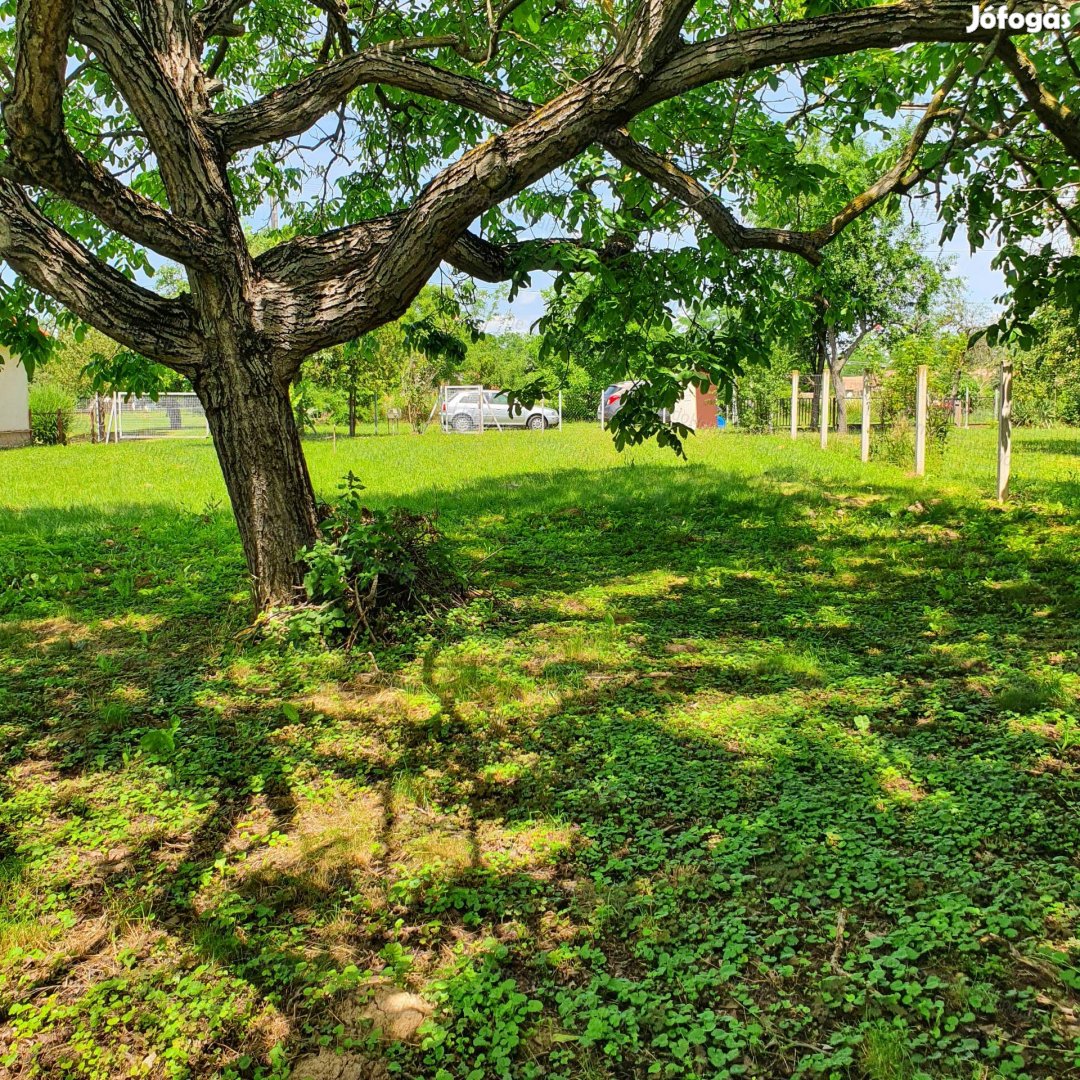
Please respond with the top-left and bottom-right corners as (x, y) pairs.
(861, 373), (871, 464)
(819, 369), (830, 449)
(997, 358), (1013, 502)
(914, 364), (928, 477)
(790, 371), (799, 440)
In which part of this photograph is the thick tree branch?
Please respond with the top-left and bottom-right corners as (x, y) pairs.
(641, 0), (1018, 108)
(444, 230), (619, 280)
(214, 0), (1015, 156)
(602, 130), (826, 263)
(2, 0), (223, 264)
(210, 41), (509, 153)
(240, 56), (826, 271)
(193, 0), (249, 45)
(268, 0), (699, 358)
(0, 178), (201, 367)
(250, 54), (963, 304)
(995, 38), (1080, 164)
(73, 1), (228, 224)
(255, 214), (400, 284)
(6, 0), (72, 142)
(808, 57), (965, 245)
(216, 0), (1019, 292)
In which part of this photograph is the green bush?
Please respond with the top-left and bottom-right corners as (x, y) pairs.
(28, 383), (75, 445)
(296, 472), (462, 643)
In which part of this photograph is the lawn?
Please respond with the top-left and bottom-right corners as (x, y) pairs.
(0, 424), (1078, 1080)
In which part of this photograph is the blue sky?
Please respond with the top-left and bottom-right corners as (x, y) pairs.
(478, 218), (1006, 334)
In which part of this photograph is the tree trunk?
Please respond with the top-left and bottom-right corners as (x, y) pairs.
(193, 358), (320, 613)
(810, 306), (827, 429)
(348, 385), (356, 437)
(827, 327), (849, 435)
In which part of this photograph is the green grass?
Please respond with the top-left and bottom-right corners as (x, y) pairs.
(1, 424), (1079, 1079)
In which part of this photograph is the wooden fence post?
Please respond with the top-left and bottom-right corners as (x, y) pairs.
(997, 358), (1013, 502)
(861, 374), (871, 463)
(914, 364), (928, 476)
(819, 369), (830, 449)
(790, 371), (799, 440)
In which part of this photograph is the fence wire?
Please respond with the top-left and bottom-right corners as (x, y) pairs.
(110, 393), (209, 439)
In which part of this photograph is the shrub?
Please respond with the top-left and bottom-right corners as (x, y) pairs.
(28, 383), (75, 445)
(296, 473), (463, 644)
(872, 407), (951, 469)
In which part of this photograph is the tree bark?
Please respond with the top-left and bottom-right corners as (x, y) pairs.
(827, 327), (849, 435)
(193, 356), (320, 612)
(348, 385), (357, 437)
(810, 302), (827, 429)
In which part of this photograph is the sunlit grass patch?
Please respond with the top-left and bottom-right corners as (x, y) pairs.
(749, 644), (828, 686)
(398, 826), (474, 875)
(664, 692), (803, 762)
(0, 871), (59, 962)
(254, 786), (382, 885)
(994, 668), (1076, 715)
(419, 642), (535, 711)
(876, 766), (927, 805)
(476, 820), (577, 872)
(860, 1020), (916, 1080)
(2, 936), (273, 1079)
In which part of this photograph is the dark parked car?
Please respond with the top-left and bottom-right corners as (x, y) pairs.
(598, 381), (671, 424)
(598, 381), (639, 424)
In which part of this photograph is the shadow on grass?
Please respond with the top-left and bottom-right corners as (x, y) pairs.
(1019, 437), (1080, 459)
(0, 458), (1078, 1077)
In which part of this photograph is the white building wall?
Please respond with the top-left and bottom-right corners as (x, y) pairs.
(671, 384), (698, 430)
(0, 350), (31, 447)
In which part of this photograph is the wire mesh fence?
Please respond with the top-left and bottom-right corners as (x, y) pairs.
(108, 393), (210, 440)
(724, 371), (1002, 436)
(727, 375), (843, 433)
